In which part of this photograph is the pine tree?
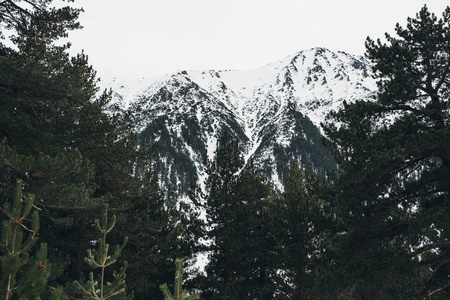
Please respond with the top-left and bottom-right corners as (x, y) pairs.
(0, 0), (144, 285)
(0, 0), (82, 41)
(49, 286), (69, 300)
(201, 129), (244, 299)
(0, 179), (50, 299)
(0, 138), (105, 284)
(160, 259), (200, 300)
(231, 162), (277, 299)
(279, 160), (325, 299)
(74, 204), (131, 300)
(322, 5), (450, 299)
(118, 166), (199, 300)
(201, 130), (277, 299)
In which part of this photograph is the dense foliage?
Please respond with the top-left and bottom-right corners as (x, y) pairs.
(321, 5), (450, 299)
(160, 259), (200, 300)
(0, 179), (50, 299)
(0, 1), (448, 300)
(0, 1), (195, 299)
(199, 130), (278, 299)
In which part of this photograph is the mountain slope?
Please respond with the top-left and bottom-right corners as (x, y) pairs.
(108, 47), (377, 203)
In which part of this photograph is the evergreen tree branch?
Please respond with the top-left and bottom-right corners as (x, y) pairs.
(0, 206), (38, 235)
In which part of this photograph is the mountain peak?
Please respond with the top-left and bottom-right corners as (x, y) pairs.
(105, 49), (377, 201)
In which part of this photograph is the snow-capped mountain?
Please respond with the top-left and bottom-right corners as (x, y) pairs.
(107, 47), (377, 204)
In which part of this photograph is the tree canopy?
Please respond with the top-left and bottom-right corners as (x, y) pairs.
(0, 1), (194, 299)
(1, 1), (449, 299)
(322, 5), (450, 299)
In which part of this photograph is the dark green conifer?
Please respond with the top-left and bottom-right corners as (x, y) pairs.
(160, 259), (200, 300)
(118, 166), (199, 300)
(322, 5), (450, 299)
(202, 129), (244, 299)
(0, 0), (143, 284)
(49, 286), (69, 300)
(279, 160), (324, 299)
(232, 161), (277, 299)
(0, 179), (50, 299)
(75, 204), (131, 300)
(201, 130), (277, 299)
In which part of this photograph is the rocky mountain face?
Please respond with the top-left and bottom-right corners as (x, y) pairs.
(106, 47), (377, 204)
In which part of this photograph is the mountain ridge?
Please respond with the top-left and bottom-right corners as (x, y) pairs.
(105, 47), (377, 203)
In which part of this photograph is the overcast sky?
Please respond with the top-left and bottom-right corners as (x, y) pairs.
(63, 0), (449, 81)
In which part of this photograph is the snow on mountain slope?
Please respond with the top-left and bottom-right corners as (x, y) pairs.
(99, 77), (156, 112)
(147, 47), (375, 129)
(106, 48), (377, 202)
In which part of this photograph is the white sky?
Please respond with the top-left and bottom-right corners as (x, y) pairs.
(63, 0), (449, 81)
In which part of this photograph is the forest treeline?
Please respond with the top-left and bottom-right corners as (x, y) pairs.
(0, 1), (449, 299)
